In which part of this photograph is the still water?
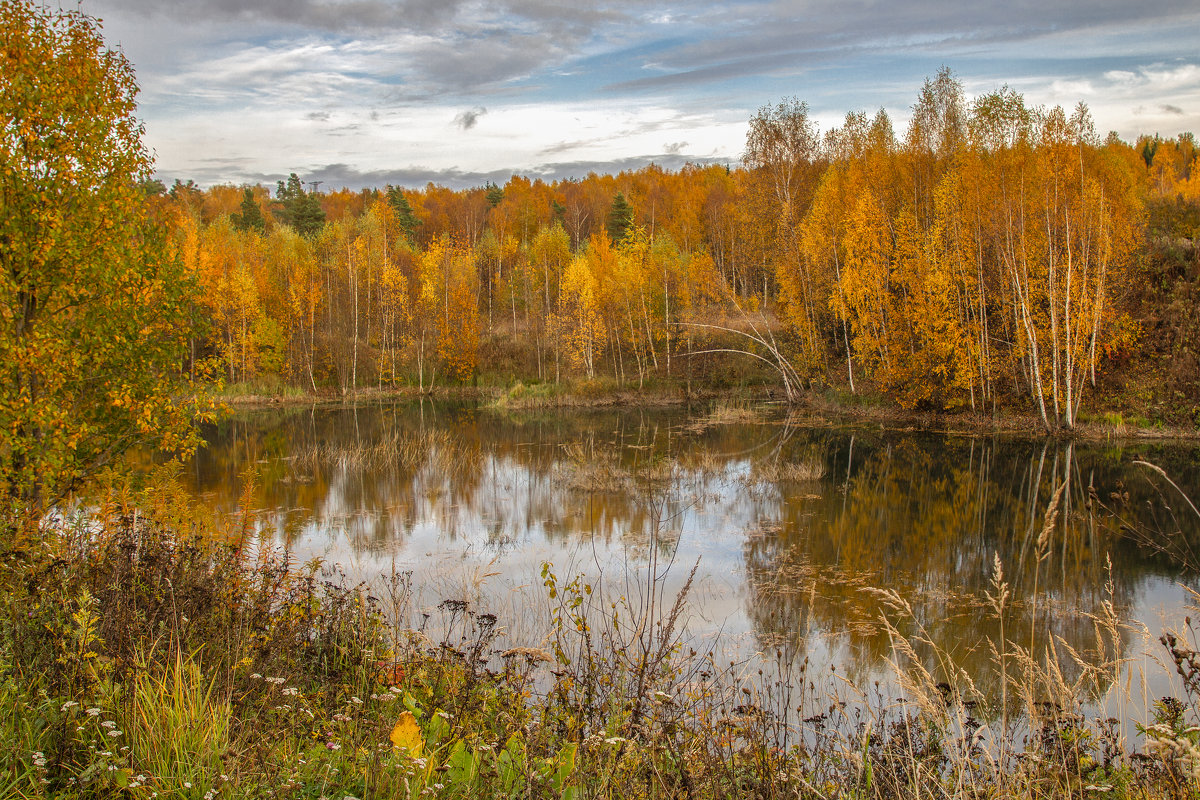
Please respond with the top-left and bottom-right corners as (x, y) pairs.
(184, 400), (1200, 714)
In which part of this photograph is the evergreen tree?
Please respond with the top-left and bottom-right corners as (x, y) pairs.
(275, 173), (325, 236)
(385, 184), (421, 242)
(233, 187), (265, 233)
(606, 192), (634, 241)
(485, 182), (504, 208)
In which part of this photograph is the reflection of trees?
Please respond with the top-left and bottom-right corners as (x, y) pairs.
(742, 433), (1198, 696)
(182, 403), (1199, 697)
(185, 402), (751, 556)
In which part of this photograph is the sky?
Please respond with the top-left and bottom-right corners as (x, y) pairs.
(76, 0), (1200, 191)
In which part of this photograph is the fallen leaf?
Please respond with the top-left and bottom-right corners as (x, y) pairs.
(390, 711), (424, 755)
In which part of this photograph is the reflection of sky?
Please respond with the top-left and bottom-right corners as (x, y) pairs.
(190, 403), (1200, 726)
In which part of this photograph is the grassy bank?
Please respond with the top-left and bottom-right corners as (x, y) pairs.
(211, 376), (1200, 445)
(1, 472), (1198, 799)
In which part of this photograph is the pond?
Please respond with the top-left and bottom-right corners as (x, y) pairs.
(182, 399), (1200, 721)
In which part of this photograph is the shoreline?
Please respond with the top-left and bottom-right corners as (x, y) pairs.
(213, 382), (1200, 443)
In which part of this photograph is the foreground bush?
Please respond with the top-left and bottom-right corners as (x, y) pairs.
(0, 470), (1197, 799)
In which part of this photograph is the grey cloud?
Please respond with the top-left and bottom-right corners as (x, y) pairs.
(158, 153), (730, 192)
(100, 0), (464, 33)
(307, 110), (332, 121)
(526, 153), (728, 183)
(399, 32), (568, 97)
(663, 141), (687, 154)
(602, 0), (1200, 95)
(1162, 104), (1185, 115)
(96, 0), (634, 36)
(453, 106), (487, 130)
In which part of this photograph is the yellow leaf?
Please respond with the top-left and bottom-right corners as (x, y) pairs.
(389, 711), (424, 756)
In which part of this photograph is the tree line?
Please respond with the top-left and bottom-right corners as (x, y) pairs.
(155, 69), (1198, 431)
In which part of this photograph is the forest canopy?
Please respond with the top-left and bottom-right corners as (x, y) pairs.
(156, 69), (1199, 431)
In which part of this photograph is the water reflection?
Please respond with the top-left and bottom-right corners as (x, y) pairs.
(183, 401), (1200, 700)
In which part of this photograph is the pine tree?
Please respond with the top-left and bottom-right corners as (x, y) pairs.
(233, 187), (265, 233)
(607, 192), (634, 242)
(275, 173), (325, 236)
(385, 184), (421, 242)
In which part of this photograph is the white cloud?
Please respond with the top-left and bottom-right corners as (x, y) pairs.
(79, 0), (1200, 187)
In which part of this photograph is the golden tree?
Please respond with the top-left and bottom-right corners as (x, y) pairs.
(0, 1), (202, 526)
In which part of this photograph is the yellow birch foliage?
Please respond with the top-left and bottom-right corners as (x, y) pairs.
(0, 2), (202, 523)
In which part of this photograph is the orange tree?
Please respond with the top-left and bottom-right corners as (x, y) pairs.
(0, 2), (203, 531)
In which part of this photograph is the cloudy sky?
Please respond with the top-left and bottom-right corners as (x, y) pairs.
(78, 0), (1200, 191)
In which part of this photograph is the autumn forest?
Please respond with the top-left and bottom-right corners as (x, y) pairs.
(157, 69), (1200, 431)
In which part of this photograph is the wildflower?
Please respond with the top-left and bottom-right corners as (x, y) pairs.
(266, 677), (286, 685)
(350, 696), (362, 705)
(86, 707), (102, 717)
(101, 720), (117, 729)
(184, 782), (192, 789)
(107, 730), (122, 737)
(327, 742), (342, 751)
(251, 673), (262, 679)
(31, 752), (47, 768)
(60, 701), (79, 711)
(282, 687), (299, 696)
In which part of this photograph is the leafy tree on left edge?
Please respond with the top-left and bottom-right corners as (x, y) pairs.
(0, 1), (206, 534)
